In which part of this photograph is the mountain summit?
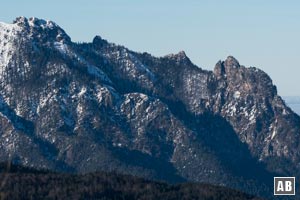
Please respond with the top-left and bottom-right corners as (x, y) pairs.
(0, 17), (299, 197)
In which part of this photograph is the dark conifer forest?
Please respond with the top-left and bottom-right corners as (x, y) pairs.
(0, 162), (262, 200)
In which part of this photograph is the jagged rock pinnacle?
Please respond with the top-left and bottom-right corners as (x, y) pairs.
(224, 56), (240, 69)
(213, 60), (225, 78)
(93, 35), (109, 47)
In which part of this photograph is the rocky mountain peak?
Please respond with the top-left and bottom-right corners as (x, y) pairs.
(224, 56), (240, 68)
(213, 56), (241, 79)
(164, 50), (191, 65)
(13, 16), (57, 30)
(12, 16), (29, 27)
(12, 16), (71, 43)
(176, 50), (187, 58)
(92, 35), (109, 48)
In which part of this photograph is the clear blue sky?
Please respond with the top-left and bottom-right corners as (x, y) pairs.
(1, 0), (300, 96)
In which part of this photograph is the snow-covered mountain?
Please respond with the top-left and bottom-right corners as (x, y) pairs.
(1, 17), (300, 198)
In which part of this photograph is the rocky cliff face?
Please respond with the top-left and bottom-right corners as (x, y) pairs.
(1, 17), (300, 197)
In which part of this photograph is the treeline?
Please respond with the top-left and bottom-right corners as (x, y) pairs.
(0, 162), (262, 200)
